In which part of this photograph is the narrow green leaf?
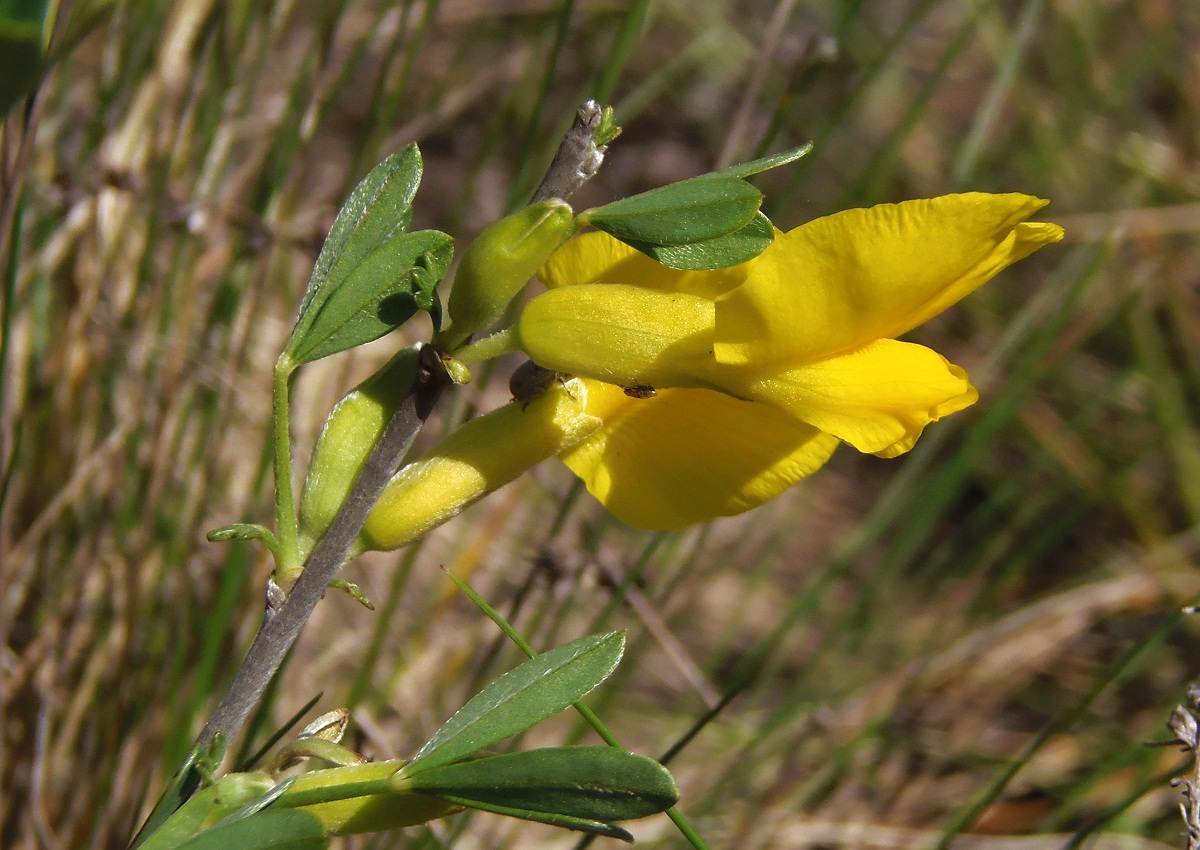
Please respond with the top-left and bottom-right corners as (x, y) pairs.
(134, 785), (224, 850)
(295, 144), (423, 325)
(707, 142), (814, 179)
(409, 746), (679, 824)
(583, 176), (761, 246)
(628, 211), (775, 270)
(406, 632), (625, 772)
(175, 810), (328, 850)
(287, 230), (452, 363)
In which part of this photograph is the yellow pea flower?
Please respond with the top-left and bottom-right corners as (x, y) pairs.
(516, 193), (1064, 530)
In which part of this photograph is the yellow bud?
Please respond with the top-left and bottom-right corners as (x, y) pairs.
(359, 379), (601, 551)
(517, 283), (717, 389)
(297, 348), (420, 559)
(439, 200), (576, 352)
(278, 760), (458, 835)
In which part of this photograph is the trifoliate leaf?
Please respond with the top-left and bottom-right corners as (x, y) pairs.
(292, 145), (423, 339)
(286, 230), (452, 363)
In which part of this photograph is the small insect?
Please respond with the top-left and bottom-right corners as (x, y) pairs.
(622, 385), (656, 399)
(510, 360), (569, 407)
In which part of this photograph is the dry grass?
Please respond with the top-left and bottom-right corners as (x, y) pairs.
(3, 1), (1200, 848)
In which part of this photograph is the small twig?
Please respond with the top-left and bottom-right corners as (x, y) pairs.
(196, 345), (451, 752)
(1168, 682), (1200, 850)
(529, 100), (608, 204)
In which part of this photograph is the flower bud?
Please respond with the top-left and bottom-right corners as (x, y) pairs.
(516, 283), (718, 389)
(359, 379), (601, 551)
(297, 347), (420, 558)
(439, 200), (576, 352)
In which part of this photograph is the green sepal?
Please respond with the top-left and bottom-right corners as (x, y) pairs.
(581, 175), (761, 246)
(708, 142), (814, 179)
(406, 747), (679, 841)
(173, 809), (328, 850)
(627, 210), (775, 270)
(286, 230), (452, 363)
(130, 737), (229, 849)
(405, 632), (625, 772)
(296, 144), (422, 324)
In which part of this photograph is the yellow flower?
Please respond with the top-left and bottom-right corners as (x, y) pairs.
(516, 193), (1064, 530)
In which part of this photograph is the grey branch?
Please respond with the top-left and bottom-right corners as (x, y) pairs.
(529, 100), (608, 204)
(196, 345), (451, 752)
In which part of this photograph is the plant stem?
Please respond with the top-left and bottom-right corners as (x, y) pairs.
(272, 355), (301, 575)
(529, 100), (609, 204)
(197, 346), (451, 753)
(452, 327), (520, 368)
(136, 103), (617, 844)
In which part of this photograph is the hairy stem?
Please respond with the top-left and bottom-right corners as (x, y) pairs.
(452, 327), (521, 367)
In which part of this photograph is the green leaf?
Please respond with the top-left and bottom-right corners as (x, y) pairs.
(405, 632), (625, 772)
(130, 738), (228, 849)
(628, 211), (775, 270)
(429, 797), (633, 842)
(582, 176), (761, 246)
(408, 747), (679, 838)
(0, 0), (48, 116)
(295, 144), (423, 329)
(286, 230), (452, 363)
(175, 810), (328, 850)
(707, 142), (814, 179)
(134, 785), (224, 850)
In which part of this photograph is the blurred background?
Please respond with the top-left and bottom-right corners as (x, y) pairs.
(3, 0), (1200, 847)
